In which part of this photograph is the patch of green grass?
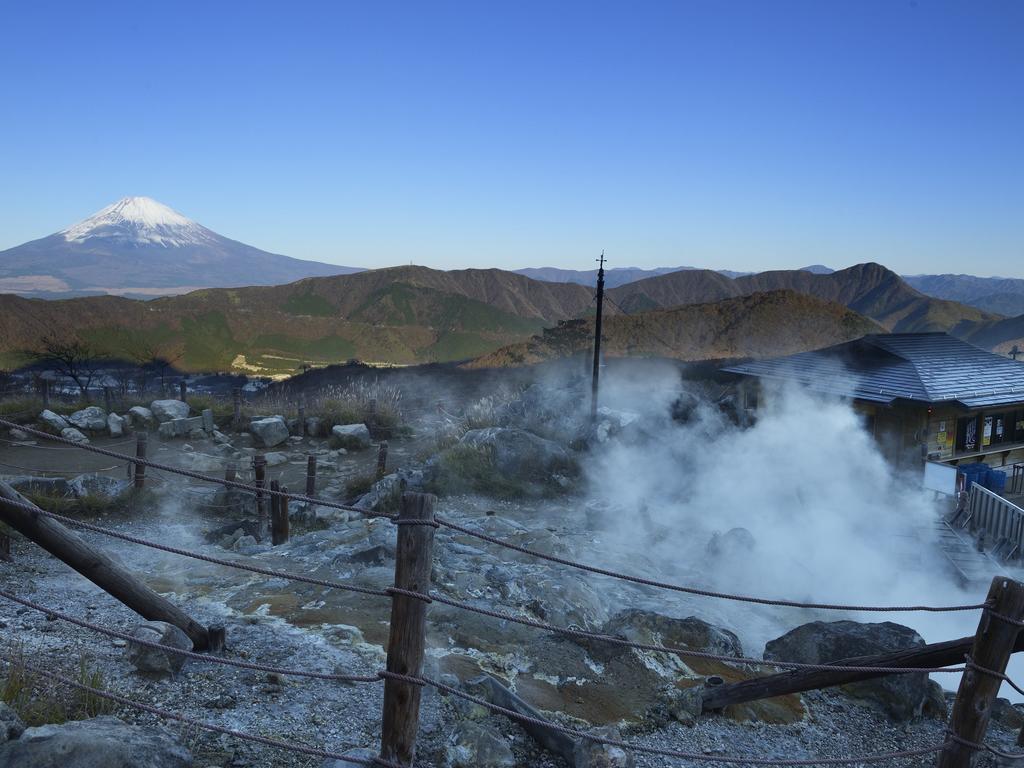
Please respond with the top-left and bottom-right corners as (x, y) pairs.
(181, 312), (239, 372)
(344, 472), (378, 500)
(184, 395), (235, 428)
(2, 649), (114, 727)
(282, 292), (337, 317)
(427, 444), (531, 498)
(25, 489), (135, 517)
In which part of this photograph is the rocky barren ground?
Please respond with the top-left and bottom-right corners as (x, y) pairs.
(2, 375), (1024, 767)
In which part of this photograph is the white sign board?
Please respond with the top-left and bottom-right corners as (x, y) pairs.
(923, 461), (958, 496)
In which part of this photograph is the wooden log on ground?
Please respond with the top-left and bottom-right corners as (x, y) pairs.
(380, 492), (436, 767)
(468, 674), (576, 763)
(702, 629), (1024, 711)
(939, 576), (1024, 768)
(0, 481), (210, 649)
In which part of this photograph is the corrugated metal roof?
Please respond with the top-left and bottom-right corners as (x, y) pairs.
(723, 333), (1024, 408)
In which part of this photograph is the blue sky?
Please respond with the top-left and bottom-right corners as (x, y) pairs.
(0, 1), (1021, 275)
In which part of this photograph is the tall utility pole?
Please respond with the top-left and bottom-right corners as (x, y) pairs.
(590, 252), (606, 418)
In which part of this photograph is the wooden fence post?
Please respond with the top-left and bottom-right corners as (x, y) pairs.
(225, 461), (237, 484)
(297, 404), (306, 437)
(377, 440), (389, 478)
(103, 386), (114, 414)
(938, 576), (1024, 768)
(41, 379), (50, 409)
(269, 480), (280, 544)
(232, 388), (242, 430)
(253, 454), (267, 540)
(179, 380), (187, 403)
(133, 433), (147, 491)
(380, 492), (436, 766)
(272, 484), (290, 545)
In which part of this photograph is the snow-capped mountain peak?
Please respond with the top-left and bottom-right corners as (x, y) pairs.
(60, 196), (214, 247)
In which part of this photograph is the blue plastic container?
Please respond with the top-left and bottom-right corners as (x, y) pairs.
(988, 470), (1008, 493)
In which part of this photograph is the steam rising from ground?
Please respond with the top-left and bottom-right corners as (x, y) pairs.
(584, 365), (1004, 692)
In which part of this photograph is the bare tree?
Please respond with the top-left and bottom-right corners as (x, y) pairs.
(118, 333), (183, 395)
(25, 334), (102, 398)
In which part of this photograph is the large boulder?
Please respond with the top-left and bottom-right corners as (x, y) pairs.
(460, 427), (571, 478)
(764, 621), (928, 720)
(107, 412), (127, 438)
(0, 702), (24, 744)
(0, 716), (192, 767)
(250, 416), (289, 448)
(150, 400), (190, 423)
(331, 423), (371, 449)
(127, 621), (192, 677)
(69, 474), (130, 501)
(574, 726), (635, 768)
(157, 416), (204, 440)
(582, 609), (742, 664)
(127, 406), (155, 428)
(61, 427), (90, 444)
(68, 406), (107, 432)
(39, 409), (70, 432)
(444, 721), (515, 768)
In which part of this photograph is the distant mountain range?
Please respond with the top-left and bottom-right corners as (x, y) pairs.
(0, 197), (361, 297)
(0, 261), (1018, 375)
(468, 290), (884, 367)
(514, 266), (751, 287)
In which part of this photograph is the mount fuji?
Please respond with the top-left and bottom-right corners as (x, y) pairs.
(0, 197), (362, 297)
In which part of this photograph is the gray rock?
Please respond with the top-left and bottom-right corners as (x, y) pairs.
(250, 416), (290, 448)
(107, 412), (127, 438)
(7, 427), (30, 441)
(445, 721), (515, 768)
(68, 406), (108, 432)
(127, 406), (155, 427)
(460, 427), (570, 478)
(764, 621), (928, 721)
(586, 609), (742, 663)
(157, 416), (204, 440)
(305, 416), (324, 436)
(264, 451), (289, 467)
(667, 685), (704, 726)
(0, 701), (24, 744)
(331, 423), (371, 449)
(201, 408), (214, 432)
(233, 534), (258, 551)
(69, 473), (129, 501)
(127, 621), (193, 677)
(212, 430), (231, 444)
(61, 426), (90, 444)
(190, 453), (223, 473)
(39, 409), (70, 432)
(573, 726), (635, 768)
(0, 716), (192, 767)
(150, 399), (190, 423)
(322, 749), (377, 767)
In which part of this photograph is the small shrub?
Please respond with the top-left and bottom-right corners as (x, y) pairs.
(183, 395), (235, 428)
(24, 489), (134, 518)
(344, 472), (378, 500)
(427, 444), (528, 498)
(1, 648), (114, 726)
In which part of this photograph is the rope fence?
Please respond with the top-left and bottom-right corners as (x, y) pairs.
(0, 416), (990, 614)
(2, 415), (1023, 766)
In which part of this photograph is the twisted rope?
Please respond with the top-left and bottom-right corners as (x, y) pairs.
(0, 589), (381, 683)
(0, 416), (990, 613)
(0, 498), (389, 598)
(434, 516), (989, 613)
(0, 653), (396, 768)
(384, 670), (947, 765)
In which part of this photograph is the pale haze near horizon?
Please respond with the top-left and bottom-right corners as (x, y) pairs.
(0, 2), (1021, 278)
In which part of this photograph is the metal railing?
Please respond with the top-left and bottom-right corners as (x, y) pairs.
(964, 484), (1024, 562)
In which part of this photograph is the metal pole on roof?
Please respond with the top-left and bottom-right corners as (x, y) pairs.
(1010, 345), (1021, 361)
(590, 252), (606, 419)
